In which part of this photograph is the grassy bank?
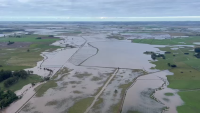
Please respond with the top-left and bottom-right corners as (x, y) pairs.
(132, 36), (200, 45)
(68, 97), (94, 113)
(35, 80), (57, 97)
(150, 47), (200, 89)
(0, 74), (41, 92)
(177, 90), (200, 113)
(0, 34), (60, 93)
(133, 37), (200, 113)
(0, 35), (61, 71)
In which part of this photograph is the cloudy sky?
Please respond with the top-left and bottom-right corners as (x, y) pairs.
(0, 0), (200, 21)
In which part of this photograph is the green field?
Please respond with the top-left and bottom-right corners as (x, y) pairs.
(68, 97), (94, 113)
(0, 35), (61, 70)
(0, 34), (60, 93)
(0, 35), (59, 42)
(132, 36), (200, 45)
(133, 37), (200, 113)
(177, 90), (200, 113)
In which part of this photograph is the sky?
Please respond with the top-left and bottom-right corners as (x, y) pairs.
(0, 0), (200, 21)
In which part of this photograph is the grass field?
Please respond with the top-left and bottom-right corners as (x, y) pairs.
(0, 35), (59, 42)
(177, 90), (200, 113)
(0, 34), (60, 93)
(0, 74), (41, 92)
(0, 35), (61, 70)
(164, 93), (174, 96)
(133, 37), (200, 113)
(68, 97), (94, 113)
(132, 36), (200, 45)
(150, 47), (200, 89)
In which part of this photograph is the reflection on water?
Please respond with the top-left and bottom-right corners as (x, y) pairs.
(82, 41), (164, 71)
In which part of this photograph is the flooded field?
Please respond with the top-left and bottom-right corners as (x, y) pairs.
(122, 71), (183, 113)
(20, 65), (114, 113)
(82, 41), (164, 71)
(2, 22), (200, 113)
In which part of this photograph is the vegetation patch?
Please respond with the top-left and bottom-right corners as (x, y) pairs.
(35, 80), (57, 97)
(45, 100), (59, 106)
(73, 72), (92, 79)
(0, 89), (18, 109)
(21, 103), (35, 112)
(164, 93), (174, 96)
(135, 37), (200, 112)
(69, 81), (82, 84)
(0, 35), (61, 71)
(132, 36), (200, 45)
(73, 90), (82, 94)
(55, 98), (69, 109)
(0, 70), (41, 91)
(91, 76), (102, 81)
(92, 98), (103, 109)
(52, 67), (70, 80)
(127, 110), (141, 113)
(163, 98), (170, 102)
(108, 102), (121, 113)
(68, 97), (94, 113)
(107, 35), (124, 40)
(118, 82), (133, 97)
(177, 90), (200, 113)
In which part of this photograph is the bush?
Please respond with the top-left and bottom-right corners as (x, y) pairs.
(48, 35), (54, 37)
(7, 41), (14, 45)
(171, 65), (177, 67)
(0, 89), (18, 109)
(4, 76), (19, 88)
(194, 47), (200, 53)
(36, 37), (42, 39)
(165, 52), (171, 54)
(0, 70), (12, 82)
(151, 53), (157, 60)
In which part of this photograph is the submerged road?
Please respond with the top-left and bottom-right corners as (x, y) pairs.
(84, 68), (119, 113)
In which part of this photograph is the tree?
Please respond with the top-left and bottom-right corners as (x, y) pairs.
(0, 70), (12, 82)
(151, 53), (157, 60)
(0, 89), (18, 109)
(168, 63), (171, 66)
(171, 65), (177, 68)
(4, 76), (19, 87)
(194, 47), (200, 53)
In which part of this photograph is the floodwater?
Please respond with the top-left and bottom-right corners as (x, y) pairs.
(69, 44), (97, 65)
(120, 33), (171, 39)
(20, 65), (114, 113)
(193, 42), (200, 45)
(170, 48), (179, 50)
(89, 69), (144, 113)
(2, 82), (44, 113)
(1, 26), (186, 113)
(3, 34), (85, 113)
(122, 70), (183, 113)
(82, 41), (164, 71)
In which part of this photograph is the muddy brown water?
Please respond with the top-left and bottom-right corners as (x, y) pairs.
(122, 70), (183, 113)
(82, 41), (164, 71)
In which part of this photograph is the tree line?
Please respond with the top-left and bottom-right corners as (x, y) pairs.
(0, 89), (18, 109)
(151, 52), (165, 60)
(0, 70), (33, 88)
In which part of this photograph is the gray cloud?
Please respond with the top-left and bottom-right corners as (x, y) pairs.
(0, 0), (200, 17)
